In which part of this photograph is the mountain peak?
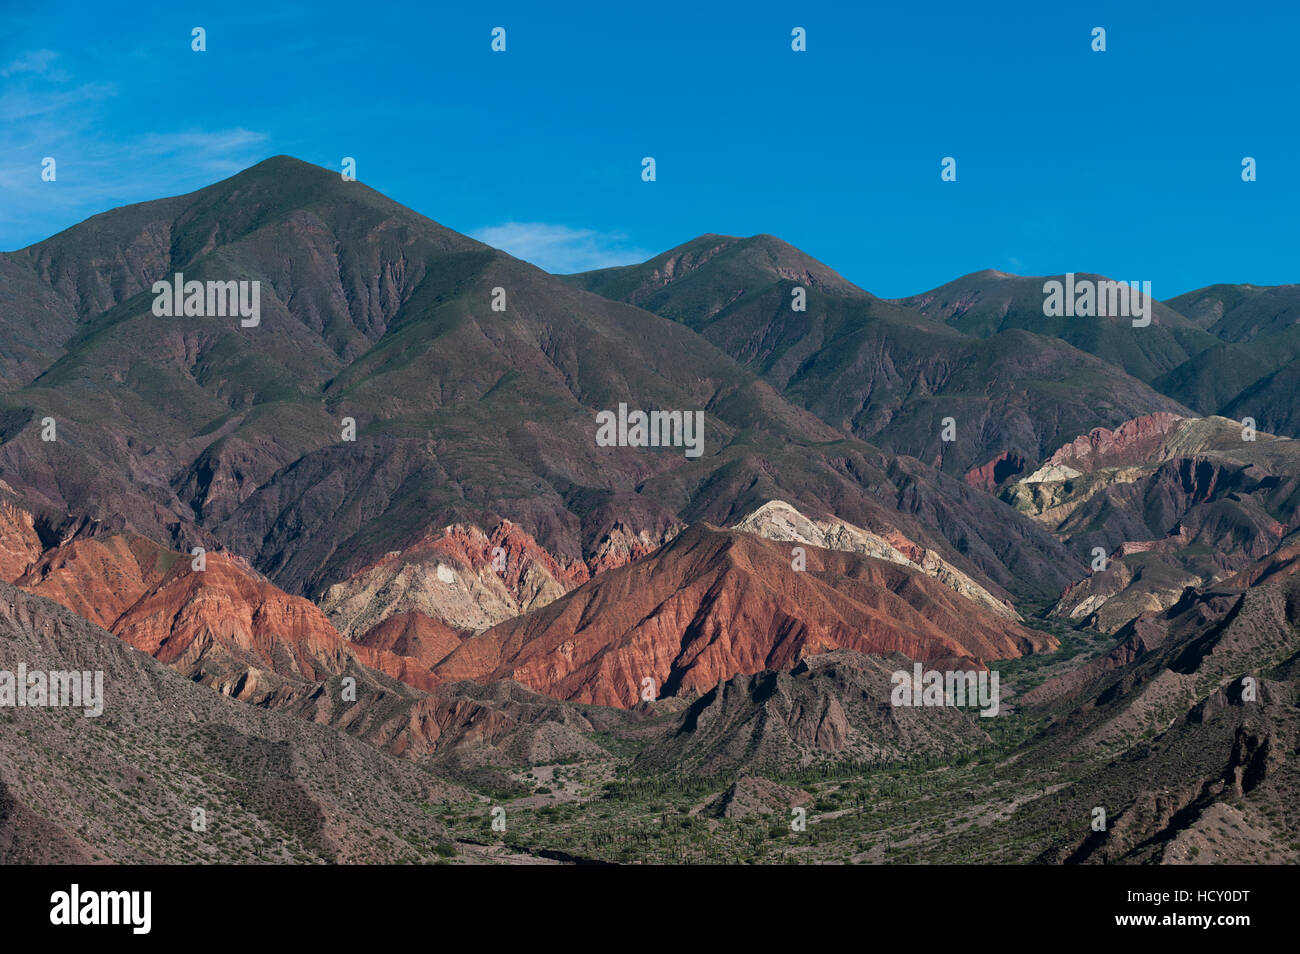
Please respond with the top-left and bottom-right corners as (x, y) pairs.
(565, 230), (863, 304)
(242, 153), (321, 172)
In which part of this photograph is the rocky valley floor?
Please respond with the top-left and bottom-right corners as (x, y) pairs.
(4, 551), (1296, 864)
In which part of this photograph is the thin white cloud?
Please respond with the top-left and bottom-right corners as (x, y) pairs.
(2, 49), (61, 77)
(0, 81), (116, 123)
(0, 50), (270, 248)
(0, 125), (270, 244)
(471, 221), (651, 274)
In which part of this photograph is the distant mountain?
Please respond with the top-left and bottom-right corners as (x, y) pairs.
(1155, 283), (1300, 437)
(896, 270), (1218, 383)
(892, 274), (1300, 444)
(1166, 283), (1300, 340)
(564, 233), (865, 317)
(0, 157), (1081, 606)
(567, 238), (1191, 477)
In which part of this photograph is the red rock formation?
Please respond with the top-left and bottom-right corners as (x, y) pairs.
(447, 521), (590, 590)
(110, 550), (440, 690)
(434, 523), (1054, 709)
(880, 529), (926, 564)
(586, 521), (677, 574)
(1045, 412), (1185, 473)
(355, 612), (465, 668)
(0, 499), (43, 582)
(963, 451), (1026, 493)
(352, 521), (590, 590)
(15, 530), (440, 694)
(16, 533), (175, 629)
(322, 519), (595, 637)
(3, 512), (1053, 719)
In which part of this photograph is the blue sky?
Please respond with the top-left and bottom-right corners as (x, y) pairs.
(2, 1), (1297, 297)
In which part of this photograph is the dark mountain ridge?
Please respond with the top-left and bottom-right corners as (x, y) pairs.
(0, 156), (1082, 604)
(567, 239), (1193, 478)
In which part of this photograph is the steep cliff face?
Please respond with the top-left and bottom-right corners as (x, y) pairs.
(434, 524), (1054, 709)
(962, 450), (1026, 493)
(0, 497), (45, 582)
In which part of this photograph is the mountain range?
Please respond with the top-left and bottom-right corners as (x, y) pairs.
(2, 156), (1298, 864)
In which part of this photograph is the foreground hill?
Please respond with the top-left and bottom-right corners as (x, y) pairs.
(632, 649), (994, 776)
(1017, 560), (1300, 863)
(0, 582), (467, 863)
